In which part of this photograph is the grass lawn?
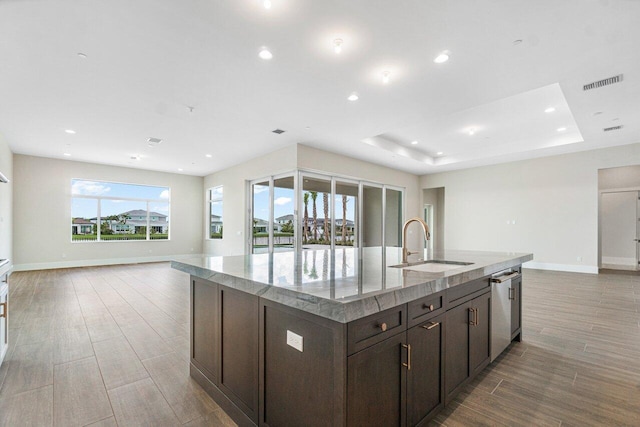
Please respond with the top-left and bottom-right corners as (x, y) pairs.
(72, 234), (168, 241)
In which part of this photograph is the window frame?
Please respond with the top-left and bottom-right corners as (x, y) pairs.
(207, 185), (224, 239)
(71, 179), (170, 243)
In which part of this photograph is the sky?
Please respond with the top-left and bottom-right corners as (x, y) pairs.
(252, 184), (355, 222)
(71, 179), (170, 219)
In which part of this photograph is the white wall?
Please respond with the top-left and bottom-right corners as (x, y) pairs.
(203, 145), (298, 256)
(420, 143), (640, 274)
(0, 134), (12, 268)
(13, 155), (203, 270)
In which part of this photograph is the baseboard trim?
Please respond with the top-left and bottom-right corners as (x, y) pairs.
(523, 261), (598, 274)
(12, 253), (204, 272)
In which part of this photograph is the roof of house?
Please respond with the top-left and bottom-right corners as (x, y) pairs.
(121, 209), (167, 218)
(72, 218), (93, 225)
(276, 214), (294, 221)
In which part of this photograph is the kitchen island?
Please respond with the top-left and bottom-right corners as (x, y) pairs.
(172, 248), (533, 427)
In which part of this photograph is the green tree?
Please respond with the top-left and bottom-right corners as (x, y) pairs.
(281, 220), (294, 234)
(322, 192), (330, 243)
(311, 191), (318, 241)
(303, 192), (309, 244)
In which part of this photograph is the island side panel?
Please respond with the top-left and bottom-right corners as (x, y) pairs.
(259, 299), (346, 427)
(219, 285), (260, 423)
(191, 277), (219, 383)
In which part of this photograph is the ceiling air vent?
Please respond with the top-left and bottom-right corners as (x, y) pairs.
(583, 74), (623, 91)
(272, 129), (285, 134)
(147, 137), (162, 145)
(603, 125), (623, 132)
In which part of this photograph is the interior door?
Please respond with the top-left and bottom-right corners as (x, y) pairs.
(601, 191), (639, 270)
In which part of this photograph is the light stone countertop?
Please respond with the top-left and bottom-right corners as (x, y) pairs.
(172, 247), (533, 323)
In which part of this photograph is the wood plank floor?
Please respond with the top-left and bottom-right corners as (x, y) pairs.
(0, 264), (639, 426)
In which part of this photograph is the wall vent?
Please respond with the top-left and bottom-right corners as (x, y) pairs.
(147, 137), (162, 145)
(583, 74), (623, 91)
(603, 125), (623, 132)
(272, 129), (285, 134)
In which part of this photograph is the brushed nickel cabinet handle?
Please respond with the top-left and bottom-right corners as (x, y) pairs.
(422, 321), (440, 330)
(509, 287), (515, 300)
(402, 344), (411, 370)
(378, 322), (388, 332)
(475, 308), (479, 326)
(469, 307), (476, 326)
(0, 302), (6, 318)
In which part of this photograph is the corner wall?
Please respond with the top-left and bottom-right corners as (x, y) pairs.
(13, 155), (204, 270)
(0, 134), (12, 269)
(420, 142), (640, 273)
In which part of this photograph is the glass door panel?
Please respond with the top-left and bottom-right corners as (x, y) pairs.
(273, 176), (295, 252)
(252, 180), (270, 254)
(385, 188), (402, 247)
(301, 176), (332, 249)
(362, 185), (383, 247)
(335, 181), (358, 248)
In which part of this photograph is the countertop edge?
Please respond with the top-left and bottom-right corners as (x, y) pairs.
(172, 252), (533, 323)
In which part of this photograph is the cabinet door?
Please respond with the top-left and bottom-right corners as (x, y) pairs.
(510, 276), (522, 339)
(444, 302), (470, 402)
(0, 284), (7, 365)
(191, 278), (218, 383)
(469, 292), (491, 377)
(347, 332), (407, 427)
(219, 286), (258, 422)
(407, 314), (444, 427)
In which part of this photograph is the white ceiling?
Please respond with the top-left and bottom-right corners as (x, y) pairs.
(1, 0), (639, 176)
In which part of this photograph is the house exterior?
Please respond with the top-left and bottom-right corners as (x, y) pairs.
(72, 218), (93, 235)
(210, 214), (222, 235)
(87, 209), (169, 234)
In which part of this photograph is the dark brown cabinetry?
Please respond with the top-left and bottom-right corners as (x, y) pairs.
(444, 288), (491, 403)
(510, 275), (522, 340)
(189, 268), (519, 427)
(347, 310), (445, 427)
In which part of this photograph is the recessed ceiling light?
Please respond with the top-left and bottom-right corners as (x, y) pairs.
(382, 71), (390, 84)
(263, 0), (271, 9)
(77, 53), (87, 59)
(65, 129), (76, 134)
(434, 51), (450, 63)
(63, 153), (71, 157)
(178, 168), (184, 172)
(468, 128), (475, 136)
(411, 140), (418, 145)
(544, 107), (556, 113)
(347, 92), (359, 101)
(592, 111), (603, 116)
(612, 117), (620, 121)
(513, 39), (523, 46)
(205, 154), (212, 158)
(333, 38), (343, 54)
(557, 127), (567, 132)
(436, 151), (443, 155)
(259, 48), (273, 60)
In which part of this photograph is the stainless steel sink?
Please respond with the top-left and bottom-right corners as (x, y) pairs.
(389, 260), (473, 273)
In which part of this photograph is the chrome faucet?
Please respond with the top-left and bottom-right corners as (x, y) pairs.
(401, 217), (431, 264)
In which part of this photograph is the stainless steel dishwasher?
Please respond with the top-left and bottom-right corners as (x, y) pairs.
(490, 268), (520, 361)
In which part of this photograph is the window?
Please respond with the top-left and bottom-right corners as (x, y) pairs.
(71, 179), (170, 242)
(208, 186), (223, 239)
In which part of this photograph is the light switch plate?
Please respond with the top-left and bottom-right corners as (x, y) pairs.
(286, 330), (303, 352)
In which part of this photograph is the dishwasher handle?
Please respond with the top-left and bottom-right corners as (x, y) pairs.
(491, 272), (520, 283)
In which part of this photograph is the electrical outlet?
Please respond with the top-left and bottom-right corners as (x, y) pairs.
(286, 330), (303, 352)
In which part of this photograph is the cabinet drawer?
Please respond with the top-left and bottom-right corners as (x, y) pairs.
(347, 305), (407, 355)
(446, 276), (490, 308)
(407, 292), (445, 328)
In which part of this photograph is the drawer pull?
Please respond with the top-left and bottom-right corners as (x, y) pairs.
(469, 307), (477, 326)
(509, 287), (515, 300)
(0, 302), (5, 318)
(402, 344), (411, 370)
(378, 322), (388, 332)
(422, 321), (440, 330)
(422, 303), (435, 311)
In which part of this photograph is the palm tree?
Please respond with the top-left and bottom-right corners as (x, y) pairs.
(342, 195), (348, 243)
(310, 191), (318, 241)
(322, 192), (330, 243)
(303, 192), (309, 244)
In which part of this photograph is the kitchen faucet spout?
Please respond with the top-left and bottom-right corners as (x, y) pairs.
(401, 217), (431, 264)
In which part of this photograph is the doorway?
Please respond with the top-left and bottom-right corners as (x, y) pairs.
(600, 191), (639, 271)
(423, 187), (445, 253)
